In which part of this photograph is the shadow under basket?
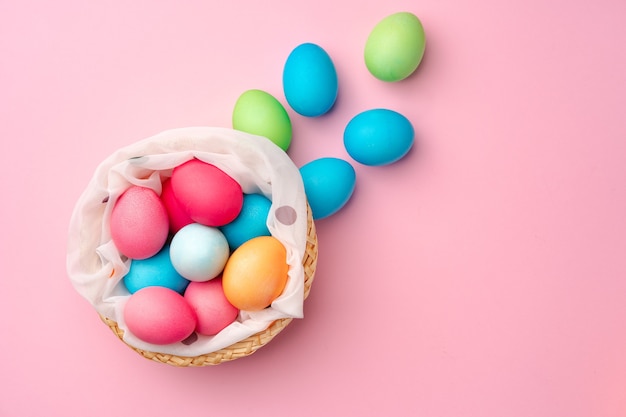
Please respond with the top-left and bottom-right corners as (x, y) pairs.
(100, 205), (318, 367)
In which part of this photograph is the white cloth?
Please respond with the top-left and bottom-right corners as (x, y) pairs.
(67, 127), (308, 356)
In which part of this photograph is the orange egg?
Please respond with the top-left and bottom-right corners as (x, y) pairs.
(222, 236), (289, 311)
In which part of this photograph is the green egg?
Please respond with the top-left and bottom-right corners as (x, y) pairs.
(364, 12), (426, 82)
(232, 89), (292, 151)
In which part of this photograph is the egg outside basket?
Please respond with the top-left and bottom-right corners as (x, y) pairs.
(101, 205), (317, 367)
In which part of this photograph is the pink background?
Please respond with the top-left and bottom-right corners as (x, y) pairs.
(1, 0), (626, 416)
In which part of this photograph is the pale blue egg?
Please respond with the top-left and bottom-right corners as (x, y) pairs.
(123, 244), (190, 294)
(169, 223), (229, 282)
(300, 157), (356, 220)
(220, 193), (271, 250)
(283, 43), (338, 117)
(344, 108), (414, 166)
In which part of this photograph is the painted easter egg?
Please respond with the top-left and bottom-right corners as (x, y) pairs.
(170, 159), (243, 227)
(232, 89), (293, 151)
(161, 178), (193, 234)
(184, 278), (239, 336)
(283, 43), (338, 117)
(220, 193), (272, 250)
(364, 12), (426, 82)
(123, 286), (197, 345)
(123, 244), (190, 295)
(299, 157), (356, 220)
(109, 186), (169, 260)
(343, 108), (414, 166)
(222, 236), (289, 311)
(170, 223), (230, 282)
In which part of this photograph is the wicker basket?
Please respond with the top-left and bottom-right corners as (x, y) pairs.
(100, 204), (318, 367)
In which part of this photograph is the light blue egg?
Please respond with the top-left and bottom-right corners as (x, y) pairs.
(343, 108), (414, 166)
(300, 157), (356, 220)
(123, 244), (190, 294)
(283, 43), (338, 117)
(220, 193), (271, 250)
(170, 223), (230, 282)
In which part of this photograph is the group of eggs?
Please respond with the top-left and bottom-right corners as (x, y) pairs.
(111, 159), (289, 345)
(109, 11), (426, 347)
(232, 11), (426, 219)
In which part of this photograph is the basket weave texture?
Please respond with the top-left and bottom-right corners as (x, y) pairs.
(101, 205), (318, 367)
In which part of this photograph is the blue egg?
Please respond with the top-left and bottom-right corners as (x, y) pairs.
(343, 109), (414, 166)
(283, 43), (338, 117)
(170, 223), (230, 282)
(123, 244), (190, 294)
(220, 193), (271, 250)
(300, 157), (356, 220)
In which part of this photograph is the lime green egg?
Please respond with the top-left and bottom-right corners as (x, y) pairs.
(232, 89), (293, 151)
(364, 12), (426, 82)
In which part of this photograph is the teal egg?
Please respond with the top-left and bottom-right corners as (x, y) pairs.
(283, 43), (338, 117)
(300, 157), (356, 220)
(220, 193), (272, 250)
(123, 244), (190, 294)
(344, 108), (414, 166)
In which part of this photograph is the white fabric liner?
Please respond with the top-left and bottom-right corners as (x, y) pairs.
(67, 127), (308, 357)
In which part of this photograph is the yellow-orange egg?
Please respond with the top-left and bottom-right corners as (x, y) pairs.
(222, 236), (289, 311)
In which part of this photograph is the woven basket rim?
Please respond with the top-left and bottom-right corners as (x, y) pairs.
(101, 204), (318, 367)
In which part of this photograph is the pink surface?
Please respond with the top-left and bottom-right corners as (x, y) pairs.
(1, 1), (626, 416)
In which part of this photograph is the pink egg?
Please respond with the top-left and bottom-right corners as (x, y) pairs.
(184, 278), (239, 336)
(110, 186), (169, 259)
(124, 286), (197, 345)
(161, 178), (194, 233)
(170, 159), (243, 227)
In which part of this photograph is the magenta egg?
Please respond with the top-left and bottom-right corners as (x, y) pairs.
(124, 286), (197, 345)
(170, 159), (243, 227)
(161, 178), (194, 234)
(184, 278), (239, 336)
(110, 186), (169, 259)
